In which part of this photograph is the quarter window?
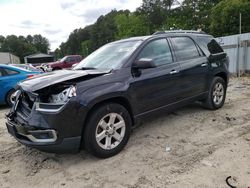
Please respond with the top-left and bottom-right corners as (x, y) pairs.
(198, 37), (224, 54)
(138, 39), (173, 66)
(207, 39), (224, 54)
(171, 37), (200, 61)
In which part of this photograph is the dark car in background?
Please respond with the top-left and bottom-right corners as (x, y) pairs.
(44, 55), (83, 71)
(6, 31), (229, 158)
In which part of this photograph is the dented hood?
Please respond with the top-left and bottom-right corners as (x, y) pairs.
(19, 69), (110, 92)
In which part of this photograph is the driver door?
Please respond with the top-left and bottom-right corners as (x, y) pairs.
(64, 57), (75, 68)
(129, 38), (182, 115)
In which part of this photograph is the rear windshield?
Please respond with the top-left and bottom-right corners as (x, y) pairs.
(198, 36), (224, 54)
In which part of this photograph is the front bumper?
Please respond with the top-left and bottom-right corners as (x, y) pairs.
(6, 96), (88, 153)
(6, 119), (81, 153)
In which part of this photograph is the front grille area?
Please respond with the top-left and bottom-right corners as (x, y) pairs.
(16, 92), (36, 119)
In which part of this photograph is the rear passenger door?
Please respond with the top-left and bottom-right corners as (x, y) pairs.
(170, 36), (209, 99)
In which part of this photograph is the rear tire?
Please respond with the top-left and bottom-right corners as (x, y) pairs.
(83, 103), (132, 158)
(203, 76), (226, 110)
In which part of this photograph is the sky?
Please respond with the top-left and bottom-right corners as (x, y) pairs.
(0, 0), (142, 51)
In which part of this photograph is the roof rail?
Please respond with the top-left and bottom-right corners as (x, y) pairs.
(153, 30), (207, 35)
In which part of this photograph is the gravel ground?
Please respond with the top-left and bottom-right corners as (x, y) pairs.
(0, 77), (250, 188)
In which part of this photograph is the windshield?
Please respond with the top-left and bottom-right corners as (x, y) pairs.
(74, 40), (142, 70)
(60, 56), (67, 62)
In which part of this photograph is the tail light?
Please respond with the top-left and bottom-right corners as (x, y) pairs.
(27, 74), (35, 78)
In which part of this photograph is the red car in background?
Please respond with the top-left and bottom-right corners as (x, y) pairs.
(45, 55), (83, 71)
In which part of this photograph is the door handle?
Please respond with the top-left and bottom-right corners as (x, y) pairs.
(201, 63), (208, 67)
(170, 70), (179, 75)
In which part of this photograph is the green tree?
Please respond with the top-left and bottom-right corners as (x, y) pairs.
(136, 0), (179, 32)
(0, 35), (5, 50)
(163, 0), (222, 32)
(26, 35), (33, 44)
(210, 0), (250, 36)
(81, 40), (93, 56)
(0, 34), (50, 63)
(90, 10), (119, 50)
(57, 0), (248, 57)
(32, 34), (50, 53)
(136, 0), (166, 32)
(115, 13), (150, 39)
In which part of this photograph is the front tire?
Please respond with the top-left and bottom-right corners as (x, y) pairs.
(203, 76), (227, 110)
(6, 89), (16, 107)
(83, 103), (132, 158)
(52, 67), (61, 71)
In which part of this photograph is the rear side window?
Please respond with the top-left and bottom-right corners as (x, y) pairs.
(171, 37), (200, 61)
(75, 56), (81, 61)
(138, 39), (173, 66)
(207, 39), (224, 54)
(4, 68), (19, 75)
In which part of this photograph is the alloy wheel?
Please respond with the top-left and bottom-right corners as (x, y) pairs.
(95, 113), (126, 150)
(212, 82), (224, 105)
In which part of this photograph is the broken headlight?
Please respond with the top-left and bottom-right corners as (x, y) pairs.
(49, 85), (77, 103)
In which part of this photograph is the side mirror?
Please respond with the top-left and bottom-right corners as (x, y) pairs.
(133, 58), (156, 69)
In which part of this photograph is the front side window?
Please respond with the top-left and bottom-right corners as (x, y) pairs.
(71, 57), (78, 62)
(0, 68), (3, 76)
(171, 37), (200, 61)
(138, 39), (173, 66)
(66, 57), (74, 63)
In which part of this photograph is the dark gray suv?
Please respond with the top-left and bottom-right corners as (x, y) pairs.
(6, 31), (229, 158)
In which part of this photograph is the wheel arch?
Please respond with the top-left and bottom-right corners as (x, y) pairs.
(80, 96), (134, 148)
(214, 72), (228, 85)
(85, 96), (134, 125)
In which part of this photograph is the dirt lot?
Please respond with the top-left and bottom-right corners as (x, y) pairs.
(1, 77), (250, 188)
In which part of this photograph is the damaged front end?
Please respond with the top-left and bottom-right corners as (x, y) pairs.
(35, 84), (77, 113)
(5, 79), (92, 153)
(6, 69), (110, 152)
(8, 81), (78, 119)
